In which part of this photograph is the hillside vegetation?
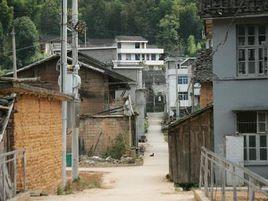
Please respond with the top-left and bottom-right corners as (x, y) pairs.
(0, 0), (203, 71)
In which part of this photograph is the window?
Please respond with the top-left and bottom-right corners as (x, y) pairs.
(237, 25), (268, 76)
(237, 111), (268, 162)
(151, 54), (156, 61)
(135, 43), (140, 49)
(126, 54), (132, 60)
(118, 54), (122, 60)
(146, 54), (150, 60)
(117, 42), (121, 49)
(178, 92), (188, 100)
(142, 54), (145, 60)
(135, 54), (140, 61)
(178, 76), (188, 84)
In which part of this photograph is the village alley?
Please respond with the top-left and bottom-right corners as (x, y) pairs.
(32, 113), (194, 201)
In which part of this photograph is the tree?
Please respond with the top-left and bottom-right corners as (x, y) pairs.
(156, 14), (180, 52)
(14, 16), (41, 67)
(186, 35), (197, 57)
(39, 0), (60, 35)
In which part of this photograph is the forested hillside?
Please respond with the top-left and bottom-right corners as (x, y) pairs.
(0, 0), (203, 71)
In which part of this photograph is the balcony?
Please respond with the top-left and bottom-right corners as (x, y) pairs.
(117, 48), (164, 54)
(198, 0), (268, 19)
(113, 60), (164, 68)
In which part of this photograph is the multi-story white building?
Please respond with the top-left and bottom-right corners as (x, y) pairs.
(113, 36), (164, 70)
(165, 57), (200, 117)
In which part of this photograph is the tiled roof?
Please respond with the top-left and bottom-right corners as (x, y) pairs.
(193, 48), (213, 82)
(198, 0), (268, 18)
(115, 36), (147, 42)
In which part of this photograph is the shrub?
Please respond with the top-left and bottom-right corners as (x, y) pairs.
(103, 134), (126, 159)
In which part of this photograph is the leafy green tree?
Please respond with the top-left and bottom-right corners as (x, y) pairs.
(156, 14), (180, 52)
(14, 16), (41, 67)
(186, 35), (197, 56)
(39, 0), (60, 35)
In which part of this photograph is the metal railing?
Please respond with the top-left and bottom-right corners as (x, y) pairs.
(0, 150), (26, 201)
(199, 147), (268, 201)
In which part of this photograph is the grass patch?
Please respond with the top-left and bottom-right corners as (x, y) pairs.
(57, 171), (103, 195)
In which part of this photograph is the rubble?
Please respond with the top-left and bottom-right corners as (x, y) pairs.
(80, 155), (143, 167)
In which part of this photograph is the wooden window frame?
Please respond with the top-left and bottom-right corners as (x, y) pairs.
(237, 25), (268, 78)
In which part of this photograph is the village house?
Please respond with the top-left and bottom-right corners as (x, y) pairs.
(45, 36), (164, 142)
(166, 0), (268, 186)
(0, 81), (71, 198)
(199, 0), (268, 178)
(165, 57), (200, 118)
(166, 48), (214, 185)
(5, 53), (137, 156)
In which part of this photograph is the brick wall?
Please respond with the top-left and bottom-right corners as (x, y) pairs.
(76, 115), (134, 156)
(13, 94), (62, 193)
(200, 82), (213, 108)
(17, 58), (111, 115)
(79, 67), (110, 115)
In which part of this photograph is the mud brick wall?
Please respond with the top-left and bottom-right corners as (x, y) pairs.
(200, 82), (213, 108)
(16, 58), (111, 115)
(77, 116), (133, 156)
(13, 94), (62, 193)
(79, 67), (110, 115)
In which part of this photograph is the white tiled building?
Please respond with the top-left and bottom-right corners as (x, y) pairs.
(165, 57), (200, 117)
(113, 36), (164, 70)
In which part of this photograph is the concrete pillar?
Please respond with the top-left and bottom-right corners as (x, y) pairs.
(166, 60), (178, 117)
(135, 88), (146, 143)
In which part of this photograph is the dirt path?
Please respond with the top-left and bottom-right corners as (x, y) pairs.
(33, 113), (194, 201)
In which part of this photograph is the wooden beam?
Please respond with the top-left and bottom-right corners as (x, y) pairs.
(0, 77), (40, 82)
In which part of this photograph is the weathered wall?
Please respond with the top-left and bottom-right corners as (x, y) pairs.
(17, 58), (110, 115)
(168, 107), (213, 184)
(13, 94), (62, 193)
(200, 82), (213, 108)
(79, 67), (110, 115)
(75, 115), (134, 156)
(213, 17), (268, 178)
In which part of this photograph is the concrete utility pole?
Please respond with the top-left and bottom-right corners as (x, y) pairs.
(71, 0), (80, 180)
(11, 27), (17, 79)
(60, 0), (68, 187)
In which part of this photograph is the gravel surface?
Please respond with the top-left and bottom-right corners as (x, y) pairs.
(32, 113), (194, 201)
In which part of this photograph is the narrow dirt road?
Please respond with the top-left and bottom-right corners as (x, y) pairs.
(33, 113), (194, 201)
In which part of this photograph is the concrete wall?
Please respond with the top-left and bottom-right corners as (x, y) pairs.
(13, 95), (63, 193)
(80, 48), (117, 64)
(213, 18), (268, 178)
(78, 115), (135, 156)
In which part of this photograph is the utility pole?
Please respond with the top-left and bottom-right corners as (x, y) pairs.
(191, 65), (195, 113)
(71, 0), (80, 180)
(175, 63), (180, 120)
(11, 27), (17, 79)
(60, 0), (68, 187)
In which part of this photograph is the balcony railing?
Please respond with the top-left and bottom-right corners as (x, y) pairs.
(198, 0), (268, 18)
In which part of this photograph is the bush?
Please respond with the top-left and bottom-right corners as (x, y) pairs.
(103, 134), (126, 159)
